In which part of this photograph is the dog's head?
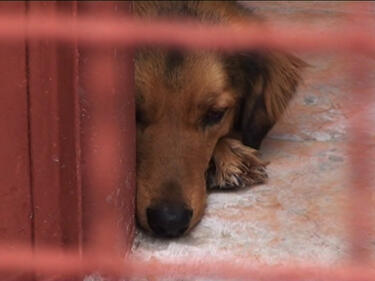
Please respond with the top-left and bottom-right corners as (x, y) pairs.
(134, 1), (305, 238)
(135, 48), (304, 237)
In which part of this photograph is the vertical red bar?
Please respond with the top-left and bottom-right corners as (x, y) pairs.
(345, 2), (375, 263)
(347, 62), (374, 262)
(27, 1), (82, 251)
(78, 2), (135, 256)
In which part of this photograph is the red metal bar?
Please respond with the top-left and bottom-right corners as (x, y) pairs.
(0, 247), (375, 281)
(0, 13), (373, 54)
(78, 2), (135, 256)
(345, 2), (375, 263)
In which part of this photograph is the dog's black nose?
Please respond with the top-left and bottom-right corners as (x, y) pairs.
(147, 203), (193, 237)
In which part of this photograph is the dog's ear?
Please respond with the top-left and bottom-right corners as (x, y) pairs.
(228, 51), (306, 149)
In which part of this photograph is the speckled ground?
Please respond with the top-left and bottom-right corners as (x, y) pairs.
(132, 1), (375, 269)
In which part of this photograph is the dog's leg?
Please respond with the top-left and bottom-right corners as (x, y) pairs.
(206, 137), (268, 189)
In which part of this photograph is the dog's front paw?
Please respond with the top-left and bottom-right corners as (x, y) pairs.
(206, 138), (268, 189)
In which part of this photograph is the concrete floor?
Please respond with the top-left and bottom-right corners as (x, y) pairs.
(132, 1), (375, 268)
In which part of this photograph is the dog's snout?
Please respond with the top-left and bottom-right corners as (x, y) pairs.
(147, 203), (193, 237)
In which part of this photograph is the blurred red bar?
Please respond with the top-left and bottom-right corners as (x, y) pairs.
(78, 2), (135, 256)
(347, 60), (374, 262)
(0, 247), (375, 281)
(0, 12), (374, 54)
(345, 2), (375, 263)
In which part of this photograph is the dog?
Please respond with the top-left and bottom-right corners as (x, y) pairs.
(134, 1), (306, 238)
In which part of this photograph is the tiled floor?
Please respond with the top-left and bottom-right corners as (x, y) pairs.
(132, 2), (375, 267)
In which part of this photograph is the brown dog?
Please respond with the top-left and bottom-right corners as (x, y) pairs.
(134, 1), (305, 237)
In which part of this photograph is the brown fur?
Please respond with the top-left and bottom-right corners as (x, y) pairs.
(207, 138), (269, 190)
(133, 1), (306, 235)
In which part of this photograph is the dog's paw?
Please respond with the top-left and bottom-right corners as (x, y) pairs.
(206, 138), (268, 189)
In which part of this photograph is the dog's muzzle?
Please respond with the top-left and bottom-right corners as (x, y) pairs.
(146, 203), (193, 238)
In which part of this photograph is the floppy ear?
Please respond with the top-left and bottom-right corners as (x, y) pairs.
(229, 51), (306, 149)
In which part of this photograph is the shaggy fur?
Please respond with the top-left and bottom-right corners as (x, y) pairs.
(133, 1), (306, 236)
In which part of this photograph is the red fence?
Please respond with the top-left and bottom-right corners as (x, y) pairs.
(0, 1), (374, 280)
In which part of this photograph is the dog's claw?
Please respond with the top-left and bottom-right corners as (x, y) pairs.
(206, 138), (268, 190)
(219, 162), (267, 189)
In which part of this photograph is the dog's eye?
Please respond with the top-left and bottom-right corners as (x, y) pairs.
(136, 108), (147, 125)
(202, 108), (227, 127)
(136, 109), (142, 123)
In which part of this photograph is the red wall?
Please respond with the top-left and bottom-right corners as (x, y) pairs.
(0, 1), (135, 257)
